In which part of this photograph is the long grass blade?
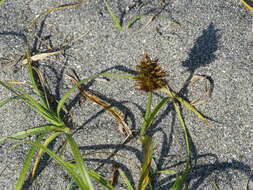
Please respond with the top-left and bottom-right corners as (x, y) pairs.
(171, 102), (190, 190)
(27, 64), (51, 110)
(88, 170), (115, 190)
(25, 140), (89, 190)
(0, 125), (69, 144)
(15, 143), (37, 190)
(29, 1), (90, 29)
(31, 132), (63, 181)
(118, 169), (135, 190)
(161, 87), (210, 125)
(67, 163), (116, 190)
(138, 135), (153, 190)
(0, 96), (21, 108)
(173, 102), (190, 157)
(0, 80), (57, 123)
(0, 80), (20, 96)
(140, 97), (171, 136)
(65, 134), (94, 190)
(104, 0), (122, 31)
(9, 83), (62, 126)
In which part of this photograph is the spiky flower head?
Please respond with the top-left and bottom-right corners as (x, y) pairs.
(134, 53), (167, 92)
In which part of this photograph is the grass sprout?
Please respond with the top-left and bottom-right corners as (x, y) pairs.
(104, 0), (122, 31)
(104, 1), (179, 31)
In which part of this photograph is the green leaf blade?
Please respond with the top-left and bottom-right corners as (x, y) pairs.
(25, 140), (89, 190)
(104, 0), (122, 31)
(65, 134), (94, 190)
(0, 96), (21, 108)
(15, 144), (37, 190)
(0, 125), (69, 144)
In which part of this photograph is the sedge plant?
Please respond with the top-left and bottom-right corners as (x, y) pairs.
(0, 52), (210, 190)
(0, 1), (211, 189)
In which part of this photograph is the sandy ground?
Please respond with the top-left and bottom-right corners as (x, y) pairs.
(0, 0), (253, 189)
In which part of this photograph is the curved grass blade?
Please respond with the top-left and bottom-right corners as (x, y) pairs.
(171, 102), (190, 189)
(127, 14), (156, 29)
(127, 14), (180, 29)
(161, 87), (210, 125)
(9, 83), (62, 126)
(15, 138), (41, 190)
(104, 0), (122, 31)
(88, 170), (115, 190)
(67, 164), (116, 190)
(174, 102), (190, 157)
(118, 169), (135, 190)
(65, 134), (94, 190)
(27, 63), (51, 110)
(0, 125), (69, 144)
(25, 140), (90, 190)
(0, 80), (20, 96)
(140, 96), (171, 136)
(29, 1), (89, 29)
(57, 73), (134, 117)
(0, 96), (21, 108)
(31, 132), (63, 181)
(138, 135), (153, 190)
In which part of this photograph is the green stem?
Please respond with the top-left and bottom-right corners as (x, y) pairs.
(140, 92), (153, 136)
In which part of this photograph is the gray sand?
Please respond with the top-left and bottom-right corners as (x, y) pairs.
(0, 0), (252, 189)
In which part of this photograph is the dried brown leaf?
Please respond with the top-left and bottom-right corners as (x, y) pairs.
(67, 75), (132, 141)
(22, 50), (63, 65)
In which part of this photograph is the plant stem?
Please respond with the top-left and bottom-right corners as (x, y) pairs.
(140, 92), (153, 136)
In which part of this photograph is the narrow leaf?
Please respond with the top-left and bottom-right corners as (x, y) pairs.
(0, 125), (69, 144)
(127, 14), (155, 29)
(138, 135), (153, 190)
(161, 87), (210, 125)
(66, 134), (94, 190)
(15, 144), (37, 190)
(25, 140), (89, 190)
(140, 97), (171, 136)
(0, 96), (21, 108)
(104, 0), (122, 31)
(174, 102), (190, 157)
(88, 170), (115, 190)
(118, 169), (134, 190)
(31, 132), (63, 180)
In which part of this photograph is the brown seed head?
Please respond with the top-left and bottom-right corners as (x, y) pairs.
(134, 53), (167, 92)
